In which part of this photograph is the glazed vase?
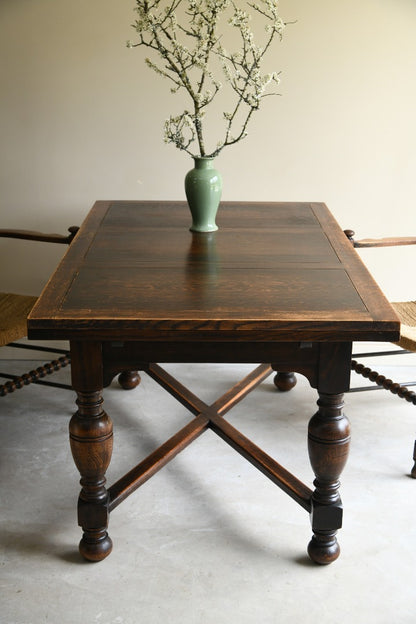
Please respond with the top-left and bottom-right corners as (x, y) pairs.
(184, 157), (222, 232)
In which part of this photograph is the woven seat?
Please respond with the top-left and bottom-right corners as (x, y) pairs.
(0, 292), (38, 347)
(392, 301), (416, 352)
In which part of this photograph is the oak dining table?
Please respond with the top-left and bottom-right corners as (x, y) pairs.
(28, 200), (400, 564)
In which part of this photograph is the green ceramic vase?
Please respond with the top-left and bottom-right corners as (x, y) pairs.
(184, 157), (222, 232)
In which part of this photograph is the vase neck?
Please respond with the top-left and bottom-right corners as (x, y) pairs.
(193, 157), (214, 169)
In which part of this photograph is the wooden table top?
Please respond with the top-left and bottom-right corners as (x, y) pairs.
(28, 201), (400, 343)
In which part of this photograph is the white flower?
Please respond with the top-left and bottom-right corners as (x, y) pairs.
(128, 0), (288, 157)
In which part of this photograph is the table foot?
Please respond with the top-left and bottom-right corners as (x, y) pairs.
(118, 370), (141, 390)
(307, 392), (350, 564)
(273, 372), (297, 392)
(307, 533), (340, 565)
(79, 529), (113, 562)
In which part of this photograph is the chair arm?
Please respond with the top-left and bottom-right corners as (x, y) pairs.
(344, 229), (416, 248)
(0, 226), (79, 245)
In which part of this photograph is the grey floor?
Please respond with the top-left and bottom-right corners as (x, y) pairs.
(1, 358), (416, 624)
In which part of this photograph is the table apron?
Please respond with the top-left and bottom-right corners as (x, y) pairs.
(95, 340), (353, 394)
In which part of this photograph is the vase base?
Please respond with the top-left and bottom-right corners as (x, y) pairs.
(190, 224), (218, 233)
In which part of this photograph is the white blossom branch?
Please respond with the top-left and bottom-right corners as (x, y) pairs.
(127, 0), (288, 157)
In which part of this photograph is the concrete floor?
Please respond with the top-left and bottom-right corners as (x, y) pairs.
(1, 359), (416, 624)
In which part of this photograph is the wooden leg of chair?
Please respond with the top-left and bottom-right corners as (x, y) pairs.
(352, 359), (416, 478)
(411, 441), (416, 479)
(0, 354), (71, 396)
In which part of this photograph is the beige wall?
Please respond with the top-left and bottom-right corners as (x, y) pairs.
(1, 0), (415, 301)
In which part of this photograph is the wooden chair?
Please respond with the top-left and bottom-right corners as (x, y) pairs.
(0, 225), (79, 396)
(344, 229), (416, 477)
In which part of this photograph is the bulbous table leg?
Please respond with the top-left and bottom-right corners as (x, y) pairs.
(69, 389), (113, 562)
(307, 392), (350, 564)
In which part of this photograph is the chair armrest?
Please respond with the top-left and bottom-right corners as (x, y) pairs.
(0, 226), (79, 245)
(344, 230), (416, 248)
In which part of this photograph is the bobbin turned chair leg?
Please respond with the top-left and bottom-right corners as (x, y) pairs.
(351, 359), (416, 477)
(0, 353), (71, 396)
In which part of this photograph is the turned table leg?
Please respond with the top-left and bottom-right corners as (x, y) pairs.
(307, 392), (351, 564)
(69, 389), (113, 561)
(69, 341), (113, 562)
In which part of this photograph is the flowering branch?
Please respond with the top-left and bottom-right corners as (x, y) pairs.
(127, 0), (287, 158)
